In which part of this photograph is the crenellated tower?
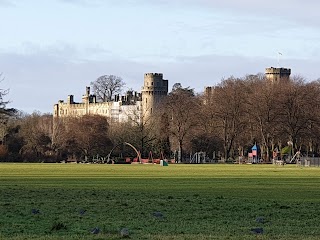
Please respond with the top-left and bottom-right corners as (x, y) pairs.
(265, 67), (291, 84)
(141, 73), (168, 122)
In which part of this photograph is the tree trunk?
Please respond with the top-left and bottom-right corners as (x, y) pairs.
(179, 140), (183, 163)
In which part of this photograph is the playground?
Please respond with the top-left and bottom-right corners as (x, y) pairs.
(76, 140), (320, 167)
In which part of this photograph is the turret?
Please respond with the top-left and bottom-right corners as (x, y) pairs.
(265, 67), (291, 84)
(141, 73), (168, 122)
(67, 95), (74, 104)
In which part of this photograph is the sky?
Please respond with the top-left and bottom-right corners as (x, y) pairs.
(1, 0), (320, 113)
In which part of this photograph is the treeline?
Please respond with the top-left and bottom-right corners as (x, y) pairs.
(1, 74), (320, 162)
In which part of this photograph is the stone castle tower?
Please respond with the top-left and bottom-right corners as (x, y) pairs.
(265, 67), (291, 84)
(141, 73), (168, 122)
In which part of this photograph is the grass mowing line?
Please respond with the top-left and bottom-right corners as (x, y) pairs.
(1, 164), (320, 239)
(1, 164), (320, 177)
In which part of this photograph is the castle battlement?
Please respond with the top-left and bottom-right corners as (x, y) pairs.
(265, 67), (291, 75)
(144, 73), (163, 78)
(265, 67), (291, 84)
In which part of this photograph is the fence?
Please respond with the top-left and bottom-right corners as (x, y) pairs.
(300, 157), (320, 167)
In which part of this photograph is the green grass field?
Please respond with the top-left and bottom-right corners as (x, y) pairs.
(0, 164), (320, 239)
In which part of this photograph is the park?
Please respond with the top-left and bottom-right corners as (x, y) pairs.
(1, 2), (320, 239)
(0, 163), (320, 239)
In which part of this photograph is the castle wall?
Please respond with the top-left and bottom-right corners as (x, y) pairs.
(53, 74), (159, 123)
(118, 102), (142, 123)
(54, 101), (113, 117)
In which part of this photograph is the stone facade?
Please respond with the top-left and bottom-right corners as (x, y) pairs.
(53, 73), (168, 124)
(265, 67), (291, 84)
(141, 73), (168, 121)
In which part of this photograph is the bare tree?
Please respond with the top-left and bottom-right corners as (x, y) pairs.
(19, 112), (53, 161)
(276, 77), (320, 155)
(303, 80), (320, 155)
(244, 75), (280, 161)
(55, 115), (112, 161)
(0, 73), (16, 119)
(209, 77), (249, 160)
(90, 75), (125, 102)
(197, 89), (224, 159)
(0, 73), (17, 159)
(109, 109), (158, 158)
(162, 86), (200, 162)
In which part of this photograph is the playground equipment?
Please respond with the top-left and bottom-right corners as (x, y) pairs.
(290, 151), (301, 163)
(190, 152), (206, 163)
(147, 151), (170, 164)
(107, 142), (141, 164)
(160, 159), (168, 166)
(248, 144), (260, 163)
(107, 144), (170, 165)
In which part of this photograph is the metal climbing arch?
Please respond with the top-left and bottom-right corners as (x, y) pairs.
(107, 142), (141, 163)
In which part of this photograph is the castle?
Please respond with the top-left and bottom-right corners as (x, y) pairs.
(54, 67), (290, 122)
(53, 73), (169, 124)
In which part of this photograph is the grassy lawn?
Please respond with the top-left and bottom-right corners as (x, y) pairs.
(0, 163), (320, 239)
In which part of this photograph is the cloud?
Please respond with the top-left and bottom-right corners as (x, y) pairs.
(54, 0), (320, 26)
(2, 44), (320, 114)
(0, 0), (16, 7)
(164, 54), (320, 92)
(108, 0), (320, 26)
(207, 0), (320, 25)
(0, 48), (150, 113)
